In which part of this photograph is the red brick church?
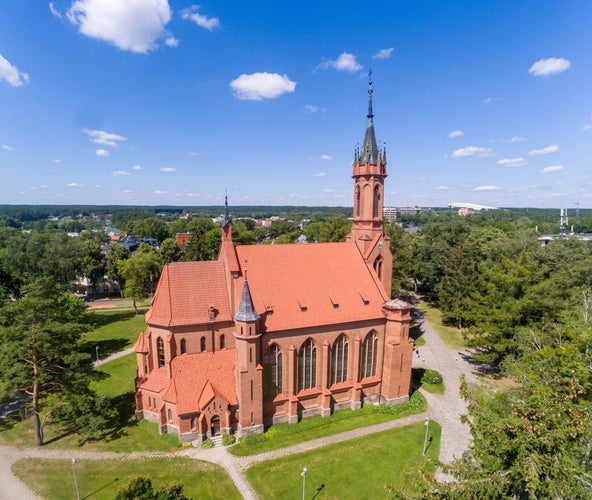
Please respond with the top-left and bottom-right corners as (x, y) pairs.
(134, 77), (414, 442)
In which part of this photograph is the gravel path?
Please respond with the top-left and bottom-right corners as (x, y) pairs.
(0, 315), (479, 499)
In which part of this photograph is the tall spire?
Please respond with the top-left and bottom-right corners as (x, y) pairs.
(360, 70), (379, 165)
(223, 190), (231, 227)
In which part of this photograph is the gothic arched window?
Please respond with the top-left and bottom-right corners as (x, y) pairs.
(361, 330), (379, 379)
(220, 334), (225, 350)
(264, 344), (283, 397)
(200, 336), (206, 352)
(180, 338), (186, 354)
(373, 185), (381, 218)
(298, 339), (317, 392)
(373, 256), (383, 280)
(157, 337), (165, 368)
(356, 185), (361, 217)
(331, 334), (349, 385)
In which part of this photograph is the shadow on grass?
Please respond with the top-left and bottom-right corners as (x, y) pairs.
(83, 477), (120, 499)
(87, 310), (137, 328)
(80, 338), (130, 359)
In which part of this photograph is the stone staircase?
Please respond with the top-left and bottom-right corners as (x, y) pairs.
(211, 434), (223, 447)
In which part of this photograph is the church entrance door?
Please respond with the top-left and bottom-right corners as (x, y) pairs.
(210, 415), (220, 436)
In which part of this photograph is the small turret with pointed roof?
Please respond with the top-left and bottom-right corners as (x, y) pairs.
(234, 270), (260, 323)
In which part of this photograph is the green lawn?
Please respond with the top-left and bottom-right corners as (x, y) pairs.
(247, 420), (441, 499)
(417, 303), (468, 349)
(13, 457), (241, 500)
(81, 310), (147, 360)
(0, 353), (179, 452)
(230, 391), (427, 457)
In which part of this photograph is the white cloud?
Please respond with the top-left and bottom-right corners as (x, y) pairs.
(0, 54), (29, 87)
(323, 188), (334, 193)
(529, 57), (571, 77)
(122, 189), (132, 193)
(132, 164), (142, 170)
(1, 144), (15, 151)
(111, 170), (131, 176)
(181, 5), (219, 31)
(314, 172), (327, 177)
(95, 149), (110, 157)
(450, 146), (494, 159)
(320, 155), (332, 160)
(304, 104), (318, 113)
(52, 159), (61, 163)
(482, 96), (500, 104)
(164, 36), (179, 47)
(160, 166), (176, 172)
(540, 165), (564, 174)
(67, 182), (84, 188)
(373, 47), (394, 59)
(529, 144), (559, 156)
(448, 130), (464, 138)
(582, 124), (592, 132)
(230, 72), (296, 101)
(497, 157), (528, 168)
(49, 2), (63, 20)
(153, 189), (167, 194)
(436, 186), (450, 191)
(473, 185), (500, 191)
(318, 52), (363, 73)
(67, 0), (172, 54)
(508, 136), (526, 143)
(187, 151), (199, 156)
(82, 128), (126, 147)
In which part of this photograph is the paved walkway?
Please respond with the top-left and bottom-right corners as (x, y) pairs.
(0, 315), (479, 499)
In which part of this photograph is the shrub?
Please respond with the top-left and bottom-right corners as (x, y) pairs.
(421, 369), (443, 385)
(201, 438), (214, 449)
(222, 433), (235, 446)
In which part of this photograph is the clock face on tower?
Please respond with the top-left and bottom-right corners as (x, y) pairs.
(378, 242), (384, 249)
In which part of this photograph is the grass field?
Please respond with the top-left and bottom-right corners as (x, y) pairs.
(13, 457), (240, 500)
(230, 391), (427, 457)
(247, 420), (441, 499)
(417, 302), (468, 349)
(0, 353), (179, 452)
(80, 310), (147, 360)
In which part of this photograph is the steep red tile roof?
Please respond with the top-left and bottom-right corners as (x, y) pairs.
(146, 261), (232, 327)
(134, 330), (149, 353)
(162, 349), (236, 415)
(219, 241), (240, 274)
(139, 367), (170, 393)
(234, 242), (387, 332)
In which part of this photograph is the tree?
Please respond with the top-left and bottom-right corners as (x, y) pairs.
(438, 237), (478, 329)
(78, 239), (106, 299)
(119, 244), (162, 313)
(159, 237), (181, 264)
(0, 280), (92, 446)
(436, 340), (592, 498)
(105, 243), (129, 297)
(115, 476), (188, 500)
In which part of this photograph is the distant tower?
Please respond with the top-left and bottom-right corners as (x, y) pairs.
(346, 72), (393, 297)
(560, 208), (568, 236)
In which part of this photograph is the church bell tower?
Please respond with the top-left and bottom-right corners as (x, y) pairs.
(346, 72), (393, 297)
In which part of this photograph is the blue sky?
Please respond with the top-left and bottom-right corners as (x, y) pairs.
(0, 1), (590, 208)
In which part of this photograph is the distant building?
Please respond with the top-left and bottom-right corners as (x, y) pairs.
(118, 235), (159, 253)
(175, 232), (192, 250)
(448, 202), (498, 211)
(538, 209), (592, 246)
(383, 206), (422, 221)
(133, 77), (414, 443)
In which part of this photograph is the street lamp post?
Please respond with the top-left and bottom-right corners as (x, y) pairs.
(95, 345), (99, 365)
(301, 466), (307, 500)
(423, 418), (430, 455)
(71, 458), (81, 500)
